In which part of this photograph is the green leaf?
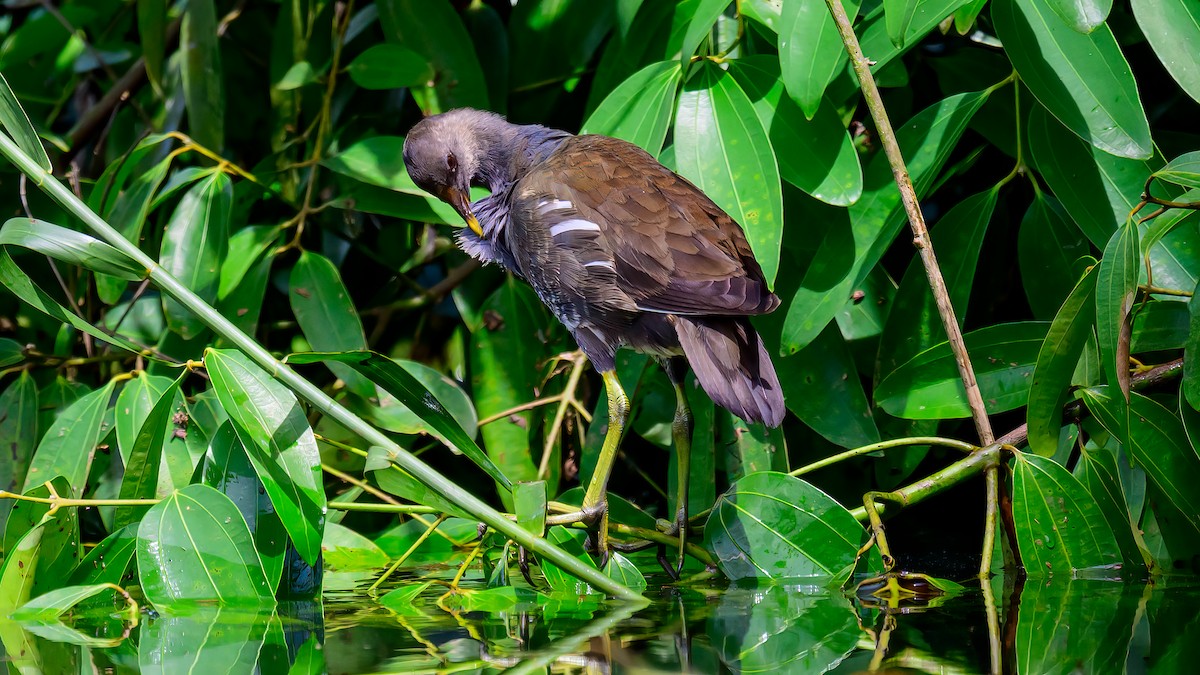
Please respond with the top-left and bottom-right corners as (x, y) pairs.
(782, 90), (987, 353)
(719, 410), (789, 478)
(1027, 266), (1097, 456)
(378, 582), (432, 612)
(159, 172), (232, 339)
(288, 350), (507, 491)
(205, 349), (326, 565)
(514, 481), (547, 537)
(0, 218), (144, 280)
(96, 153), (174, 303)
(181, 0), (225, 151)
(884, 0), (919, 47)
(1075, 445), (1151, 568)
(1016, 580), (1138, 674)
(877, 188), (998, 380)
(709, 587), (859, 673)
(1082, 388), (1200, 537)
(1011, 452), (1123, 577)
(1131, 300), (1188, 352)
(1154, 151), (1200, 190)
(876, 322), (1048, 419)
(289, 251), (373, 398)
(137, 607), (272, 671)
(954, 0), (989, 33)
(114, 371), (186, 530)
(580, 60), (681, 157)
(321, 523), (390, 571)
(68, 524), (137, 586)
(1017, 193), (1090, 319)
(1131, 0), (1200, 104)
(508, 0), (614, 100)
(138, 0), (166, 94)
(1185, 289), (1200, 410)
(675, 62), (783, 286)
(276, 61), (318, 91)
(2, 478), (78, 598)
(604, 552), (647, 593)
(23, 380), (115, 498)
(0, 71), (50, 172)
(1096, 223), (1139, 403)
(678, 0), (730, 66)
(345, 359), (477, 439)
(0, 520), (43, 616)
(323, 136), (472, 224)
(993, 0), (1151, 159)
(376, 0), (488, 111)
(0, 372), (38, 535)
(136, 484), (274, 608)
(851, 0), (977, 80)
(1045, 0), (1111, 33)
(12, 584), (120, 622)
(778, 0), (859, 117)
(704, 471), (864, 582)
(728, 56), (862, 206)
(345, 44), (432, 90)
(219, 225), (280, 300)
(777, 324), (879, 448)
(539, 526), (597, 595)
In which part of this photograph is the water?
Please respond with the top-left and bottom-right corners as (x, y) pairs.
(4, 570), (1198, 673)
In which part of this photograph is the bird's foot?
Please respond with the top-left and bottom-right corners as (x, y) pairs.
(547, 501), (611, 567)
(655, 508), (689, 578)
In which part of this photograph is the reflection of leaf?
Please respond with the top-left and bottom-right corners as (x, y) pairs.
(137, 607), (273, 672)
(704, 472), (864, 582)
(709, 586), (858, 673)
(1016, 580), (1137, 675)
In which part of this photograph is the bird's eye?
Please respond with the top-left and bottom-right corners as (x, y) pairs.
(446, 153), (458, 174)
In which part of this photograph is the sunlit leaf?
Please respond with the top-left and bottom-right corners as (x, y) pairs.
(114, 371), (186, 530)
(604, 552), (647, 594)
(1044, 0), (1111, 33)
(514, 481), (547, 537)
(0, 218), (144, 280)
(1012, 452), (1123, 577)
(708, 584), (858, 672)
(67, 524), (137, 587)
(12, 584), (121, 622)
(159, 172), (232, 339)
(704, 471), (864, 582)
(289, 251), (373, 398)
(136, 484), (275, 608)
(219, 226), (280, 300)
(993, 0), (1151, 159)
(1154, 152), (1200, 190)
(2, 477), (79, 597)
(24, 380), (114, 497)
(675, 62), (782, 286)
(205, 349), (326, 565)
(539, 526), (597, 595)
(346, 44), (431, 90)
(0, 71), (50, 171)
(581, 60), (681, 156)
(678, 0), (730, 66)
(884, 0), (919, 47)
(138, 0), (166, 94)
(376, 0), (488, 111)
(0, 371), (38, 536)
(1027, 266), (1097, 456)
(876, 322), (1048, 419)
(777, 0), (859, 118)
(322, 523), (389, 571)
(138, 607), (272, 671)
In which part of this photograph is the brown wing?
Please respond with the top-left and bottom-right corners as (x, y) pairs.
(513, 135), (778, 317)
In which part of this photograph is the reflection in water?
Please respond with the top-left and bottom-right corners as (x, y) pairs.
(3, 575), (1199, 673)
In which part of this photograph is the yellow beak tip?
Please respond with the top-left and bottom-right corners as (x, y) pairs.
(466, 214), (483, 237)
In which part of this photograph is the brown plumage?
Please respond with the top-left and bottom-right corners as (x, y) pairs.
(402, 108), (784, 427)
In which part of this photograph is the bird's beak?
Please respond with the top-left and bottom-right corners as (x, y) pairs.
(444, 186), (483, 237)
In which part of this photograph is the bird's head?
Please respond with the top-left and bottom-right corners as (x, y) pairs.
(403, 109), (505, 237)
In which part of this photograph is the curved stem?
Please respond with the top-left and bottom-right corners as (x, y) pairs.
(789, 436), (976, 478)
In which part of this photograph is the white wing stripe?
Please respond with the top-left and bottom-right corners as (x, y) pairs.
(550, 219), (601, 237)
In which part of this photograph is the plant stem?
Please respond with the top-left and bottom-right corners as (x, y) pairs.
(0, 134), (643, 602)
(369, 514), (448, 594)
(538, 352), (588, 480)
(849, 444), (1000, 521)
(789, 436), (976, 477)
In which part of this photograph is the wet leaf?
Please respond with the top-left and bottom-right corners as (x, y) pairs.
(1016, 579), (1137, 674)
(114, 371), (185, 530)
(138, 607), (272, 671)
(67, 524), (137, 586)
(604, 553), (647, 594)
(136, 484), (275, 608)
(876, 322), (1048, 419)
(2, 477), (79, 597)
(12, 584), (120, 622)
(709, 585), (858, 672)
(539, 526), (597, 595)
(1131, 0), (1200, 104)
(378, 582), (432, 612)
(676, 62), (782, 286)
(321, 523), (389, 571)
(0, 519), (43, 616)
(1044, 0), (1111, 33)
(704, 471), (864, 582)
(1012, 452), (1123, 577)
(1027, 266), (1097, 456)
(205, 349), (326, 565)
(159, 172), (232, 339)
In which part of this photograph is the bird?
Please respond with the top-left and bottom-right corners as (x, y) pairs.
(402, 108), (784, 571)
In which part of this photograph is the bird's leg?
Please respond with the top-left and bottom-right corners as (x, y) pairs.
(577, 370), (629, 560)
(664, 358), (693, 576)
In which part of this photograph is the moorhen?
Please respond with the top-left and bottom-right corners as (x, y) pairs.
(403, 108), (784, 570)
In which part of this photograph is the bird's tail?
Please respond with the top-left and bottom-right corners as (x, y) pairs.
(674, 316), (785, 427)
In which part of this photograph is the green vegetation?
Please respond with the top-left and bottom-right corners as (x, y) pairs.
(0, 0), (1198, 671)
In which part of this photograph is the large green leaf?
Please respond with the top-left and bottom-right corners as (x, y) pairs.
(205, 349), (326, 565)
(777, 324), (879, 449)
(114, 372), (186, 530)
(1096, 223), (1138, 404)
(580, 60), (681, 157)
(777, 0), (860, 119)
(11, 584), (124, 622)
(137, 607), (273, 672)
(181, 0), (225, 151)
(1011, 452), (1123, 577)
(23, 380), (115, 498)
(719, 410), (789, 479)
(0, 519), (42, 616)
(0, 372), (38, 537)
(0, 218), (144, 280)
(1017, 193), (1090, 319)
(782, 91), (987, 353)
(677, 0), (730, 66)
(876, 322), (1048, 419)
(321, 523), (389, 571)
(1131, 0), (1200, 104)
(728, 56), (862, 206)
(884, 0), (919, 47)
(136, 484), (274, 608)
(287, 351), (507, 491)
(539, 526), (598, 595)
(2, 478), (78, 597)
(1045, 0), (1111, 33)
(376, 0), (488, 111)
(675, 62), (783, 286)
(1074, 446), (1150, 569)
(289, 251), (373, 398)
(1082, 388), (1200, 536)
(323, 136), (465, 224)
(345, 44), (432, 90)
(0, 71), (50, 172)
(159, 172), (232, 339)
(1154, 152), (1200, 191)
(877, 187), (997, 380)
(508, 0), (614, 97)
(1027, 266), (1097, 456)
(344, 358), (477, 440)
(218, 226), (280, 301)
(67, 524), (137, 586)
(993, 0), (1151, 159)
(704, 471), (864, 582)
(138, 0), (166, 94)
(95, 153), (174, 304)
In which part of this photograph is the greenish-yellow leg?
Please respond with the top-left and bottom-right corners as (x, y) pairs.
(670, 379), (694, 574)
(579, 370), (629, 559)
